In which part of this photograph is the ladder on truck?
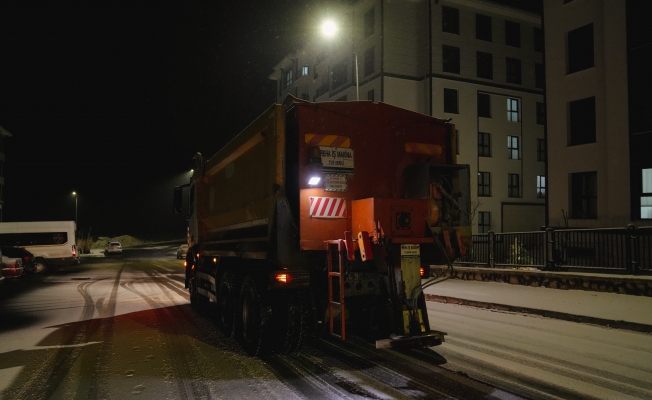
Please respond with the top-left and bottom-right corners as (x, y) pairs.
(326, 238), (348, 340)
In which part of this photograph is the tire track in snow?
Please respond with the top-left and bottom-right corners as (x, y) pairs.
(119, 274), (211, 400)
(6, 265), (125, 400)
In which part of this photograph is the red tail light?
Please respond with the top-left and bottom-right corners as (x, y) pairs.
(275, 273), (290, 283)
(72, 245), (77, 257)
(420, 267), (425, 277)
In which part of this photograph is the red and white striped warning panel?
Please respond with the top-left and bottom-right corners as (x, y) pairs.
(309, 197), (347, 218)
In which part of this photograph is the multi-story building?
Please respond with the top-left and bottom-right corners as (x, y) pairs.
(543, 0), (651, 228)
(270, 0), (545, 233)
(0, 125), (11, 222)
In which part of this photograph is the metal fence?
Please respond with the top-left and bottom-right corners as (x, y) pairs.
(455, 225), (652, 275)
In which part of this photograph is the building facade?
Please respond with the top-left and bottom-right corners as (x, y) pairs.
(543, 0), (652, 228)
(270, 0), (545, 233)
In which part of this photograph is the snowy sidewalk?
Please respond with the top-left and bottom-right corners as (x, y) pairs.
(422, 279), (652, 330)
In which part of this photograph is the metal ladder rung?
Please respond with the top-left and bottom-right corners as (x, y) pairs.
(326, 240), (346, 341)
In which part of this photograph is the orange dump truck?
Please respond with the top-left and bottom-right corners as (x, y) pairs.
(173, 97), (470, 355)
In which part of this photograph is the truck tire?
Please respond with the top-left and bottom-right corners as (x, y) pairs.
(238, 276), (268, 356)
(217, 272), (237, 338)
(282, 290), (309, 353)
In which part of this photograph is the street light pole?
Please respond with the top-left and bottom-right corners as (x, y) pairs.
(72, 191), (77, 226)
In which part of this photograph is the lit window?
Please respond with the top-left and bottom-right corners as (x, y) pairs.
(537, 175), (546, 198)
(284, 69), (293, 88)
(302, 66), (309, 76)
(507, 136), (520, 159)
(507, 98), (519, 122)
(642, 168), (652, 219)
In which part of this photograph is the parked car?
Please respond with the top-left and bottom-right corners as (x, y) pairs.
(1, 246), (37, 273)
(2, 256), (24, 278)
(176, 244), (188, 259)
(104, 242), (123, 256)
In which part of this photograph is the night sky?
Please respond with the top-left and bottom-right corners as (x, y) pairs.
(0, 0), (540, 240)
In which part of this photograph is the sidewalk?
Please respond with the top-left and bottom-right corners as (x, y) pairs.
(422, 279), (652, 333)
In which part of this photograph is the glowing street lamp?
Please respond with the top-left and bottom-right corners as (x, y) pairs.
(321, 19), (359, 101)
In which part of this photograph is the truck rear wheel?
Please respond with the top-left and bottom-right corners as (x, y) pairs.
(282, 290), (309, 353)
(238, 277), (268, 356)
(217, 272), (237, 338)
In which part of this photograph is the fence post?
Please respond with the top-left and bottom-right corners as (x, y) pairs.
(488, 231), (495, 268)
(546, 228), (555, 271)
(627, 224), (639, 275)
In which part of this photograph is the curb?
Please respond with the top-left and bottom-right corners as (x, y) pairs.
(424, 293), (652, 334)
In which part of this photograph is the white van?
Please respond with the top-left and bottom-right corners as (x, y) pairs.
(0, 221), (79, 270)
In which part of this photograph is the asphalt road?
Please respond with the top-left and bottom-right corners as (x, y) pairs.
(3, 246), (646, 399)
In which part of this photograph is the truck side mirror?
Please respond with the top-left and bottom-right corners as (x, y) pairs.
(173, 186), (184, 215)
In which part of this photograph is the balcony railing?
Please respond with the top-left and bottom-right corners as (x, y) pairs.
(455, 225), (652, 275)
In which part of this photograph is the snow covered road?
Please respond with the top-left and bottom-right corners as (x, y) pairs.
(4, 251), (646, 399)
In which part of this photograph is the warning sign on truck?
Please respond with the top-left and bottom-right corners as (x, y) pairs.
(320, 147), (354, 174)
(400, 244), (420, 258)
(324, 174), (348, 192)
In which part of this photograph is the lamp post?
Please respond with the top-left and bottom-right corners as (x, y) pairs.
(72, 191), (77, 226)
(321, 19), (359, 101)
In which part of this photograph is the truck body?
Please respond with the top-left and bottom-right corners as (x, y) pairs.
(0, 221), (79, 271)
(174, 97), (470, 355)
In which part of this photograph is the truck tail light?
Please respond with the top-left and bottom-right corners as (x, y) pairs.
(184, 260), (187, 267)
(420, 267), (425, 277)
(275, 273), (290, 283)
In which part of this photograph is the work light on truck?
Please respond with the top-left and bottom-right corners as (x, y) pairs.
(308, 176), (321, 185)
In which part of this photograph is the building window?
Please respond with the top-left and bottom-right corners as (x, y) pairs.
(567, 23), (594, 74)
(536, 102), (546, 125)
(505, 21), (521, 47)
(476, 51), (493, 80)
(537, 139), (546, 162)
(569, 96), (596, 145)
(508, 173), (520, 198)
(331, 60), (348, 89)
(507, 98), (519, 122)
(476, 14), (492, 42)
(444, 88), (458, 114)
(506, 57), (521, 84)
(642, 168), (652, 219)
(478, 132), (491, 157)
(478, 172), (491, 197)
(367, 89), (375, 102)
(442, 45), (460, 74)
(364, 8), (375, 38)
(478, 211), (491, 233)
(507, 136), (520, 159)
(535, 63), (545, 89)
(534, 28), (544, 53)
(570, 171), (597, 219)
(364, 47), (375, 77)
(478, 93), (491, 118)
(301, 66), (309, 77)
(537, 175), (546, 198)
(442, 6), (460, 34)
(284, 69), (293, 88)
